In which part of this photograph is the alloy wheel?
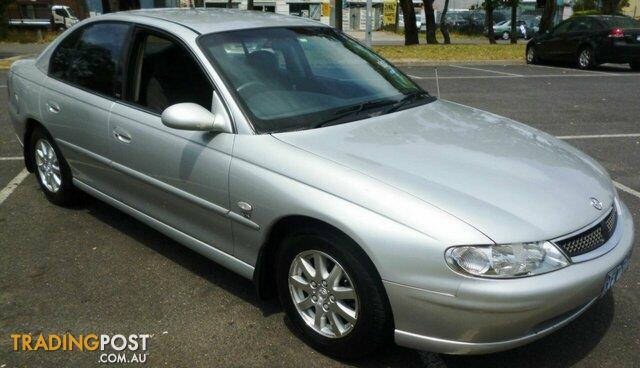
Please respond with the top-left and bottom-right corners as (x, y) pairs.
(579, 49), (592, 69)
(288, 250), (359, 338)
(35, 139), (62, 193)
(526, 47), (535, 63)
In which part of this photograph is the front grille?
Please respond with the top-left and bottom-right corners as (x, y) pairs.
(556, 209), (617, 257)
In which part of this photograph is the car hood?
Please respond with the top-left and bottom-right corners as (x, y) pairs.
(273, 100), (615, 244)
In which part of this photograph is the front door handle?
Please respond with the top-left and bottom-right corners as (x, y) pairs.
(47, 101), (60, 114)
(113, 129), (132, 144)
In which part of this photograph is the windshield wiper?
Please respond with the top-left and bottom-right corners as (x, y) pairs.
(384, 91), (430, 114)
(314, 99), (396, 129)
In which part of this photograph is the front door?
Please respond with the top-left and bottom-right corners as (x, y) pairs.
(107, 29), (235, 254)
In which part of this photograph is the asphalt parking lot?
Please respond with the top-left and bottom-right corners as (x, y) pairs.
(1, 63), (639, 367)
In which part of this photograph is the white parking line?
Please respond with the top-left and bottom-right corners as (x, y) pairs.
(0, 156), (23, 161)
(409, 73), (638, 80)
(557, 133), (640, 140)
(614, 181), (640, 200)
(526, 63), (622, 76)
(0, 85), (7, 88)
(0, 169), (29, 205)
(448, 64), (524, 77)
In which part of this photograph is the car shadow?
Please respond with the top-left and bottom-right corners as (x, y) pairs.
(536, 61), (637, 73)
(77, 194), (614, 368)
(80, 194), (281, 318)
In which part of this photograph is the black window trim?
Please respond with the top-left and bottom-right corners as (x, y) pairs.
(47, 20), (134, 101)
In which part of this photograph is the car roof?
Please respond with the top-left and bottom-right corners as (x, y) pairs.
(106, 8), (328, 35)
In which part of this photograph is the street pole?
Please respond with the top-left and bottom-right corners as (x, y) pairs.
(365, 0), (373, 46)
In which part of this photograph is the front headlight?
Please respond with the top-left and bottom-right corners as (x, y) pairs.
(445, 241), (569, 278)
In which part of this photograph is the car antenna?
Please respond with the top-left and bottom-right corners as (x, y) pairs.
(435, 67), (440, 99)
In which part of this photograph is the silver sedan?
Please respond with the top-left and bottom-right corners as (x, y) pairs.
(7, 9), (634, 359)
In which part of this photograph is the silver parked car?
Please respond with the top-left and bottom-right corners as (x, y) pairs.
(7, 9), (634, 359)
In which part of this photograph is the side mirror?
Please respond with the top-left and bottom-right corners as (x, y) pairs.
(161, 102), (226, 132)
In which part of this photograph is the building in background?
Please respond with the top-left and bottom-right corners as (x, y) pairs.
(623, 0), (640, 19)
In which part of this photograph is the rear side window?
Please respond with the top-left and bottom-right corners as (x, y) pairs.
(606, 17), (640, 29)
(50, 22), (130, 97)
(571, 18), (591, 32)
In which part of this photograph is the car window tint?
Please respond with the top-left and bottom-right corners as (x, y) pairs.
(572, 18), (591, 32)
(50, 22), (130, 97)
(131, 34), (212, 114)
(553, 20), (573, 34)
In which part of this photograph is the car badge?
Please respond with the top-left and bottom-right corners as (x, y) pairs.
(590, 197), (603, 211)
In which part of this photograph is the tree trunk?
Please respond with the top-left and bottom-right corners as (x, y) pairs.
(510, 1), (517, 44)
(485, 0), (496, 44)
(227, 0), (233, 8)
(335, 0), (343, 31)
(247, 0), (253, 10)
(423, 0), (438, 44)
(399, 0), (419, 45)
(440, 0), (451, 44)
(539, 0), (556, 33)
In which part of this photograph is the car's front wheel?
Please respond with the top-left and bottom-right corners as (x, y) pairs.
(502, 31), (510, 40)
(276, 226), (392, 359)
(526, 45), (539, 64)
(30, 126), (79, 206)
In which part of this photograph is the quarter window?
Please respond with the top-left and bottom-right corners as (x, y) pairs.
(50, 22), (130, 97)
(128, 33), (213, 114)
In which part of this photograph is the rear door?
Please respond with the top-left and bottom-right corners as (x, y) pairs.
(564, 17), (593, 60)
(106, 27), (235, 255)
(41, 21), (131, 193)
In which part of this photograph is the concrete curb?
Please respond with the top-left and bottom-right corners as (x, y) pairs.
(388, 59), (526, 66)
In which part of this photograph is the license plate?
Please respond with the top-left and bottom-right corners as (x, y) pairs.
(601, 254), (630, 295)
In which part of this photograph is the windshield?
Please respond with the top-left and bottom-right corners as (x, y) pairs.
(199, 27), (431, 133)
(66, 7), (76, 18)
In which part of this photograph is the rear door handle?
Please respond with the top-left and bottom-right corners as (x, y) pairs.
(47, 102), (60, 113)
(113, 129), (132, 144)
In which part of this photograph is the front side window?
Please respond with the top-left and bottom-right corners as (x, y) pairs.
(127, 33), (213, 114)
(553, 20), (573, 34)
(199, 27), (430, 133)
(50, 22), (130, 97)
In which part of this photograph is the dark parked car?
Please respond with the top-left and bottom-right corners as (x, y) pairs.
(526, 15), (640, 70)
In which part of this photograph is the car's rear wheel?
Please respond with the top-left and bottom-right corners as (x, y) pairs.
(526, 45), (539, 64)
(30, 126), (79, 206)
(276, 226), (392, 359)
(630, 61), (640, 71)
(577, 47), (595, 70)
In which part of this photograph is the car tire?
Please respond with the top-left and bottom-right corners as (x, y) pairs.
(577, 46), (595, 70)
(630, 61), (640, 71)
(30, 126), (79, 206)
(276, 226), (393, 360)
(526, 45), (539, 64)
(502, 31), (510, 40)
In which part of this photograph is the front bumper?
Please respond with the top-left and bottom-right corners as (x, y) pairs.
(386, 200), (634, 355)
